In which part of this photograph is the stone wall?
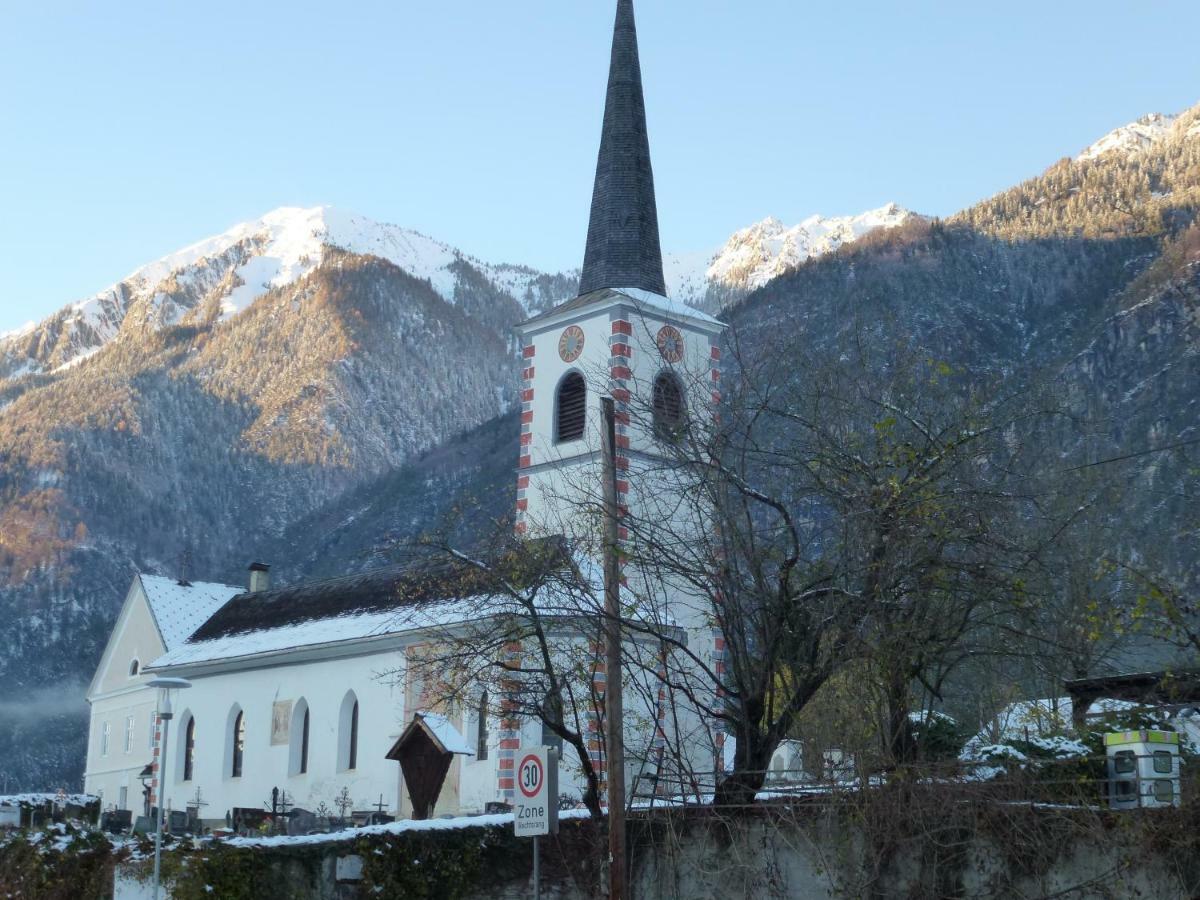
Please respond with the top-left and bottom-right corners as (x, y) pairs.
(108, 801), (1200, 899)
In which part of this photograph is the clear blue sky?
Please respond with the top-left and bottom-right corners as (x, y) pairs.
(2, 0), (1198, 333)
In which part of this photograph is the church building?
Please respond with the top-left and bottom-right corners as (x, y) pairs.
(84, 0), (725, 827)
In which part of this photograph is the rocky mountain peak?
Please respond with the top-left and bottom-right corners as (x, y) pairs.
(0, 207), (575, 381)
(1076, 107), (1200, 162)
(703, 203), (917, 293)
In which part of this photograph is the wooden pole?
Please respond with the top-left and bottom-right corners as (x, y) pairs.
(601, 397), (627, 900)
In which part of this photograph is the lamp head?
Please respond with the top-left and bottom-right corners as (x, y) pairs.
(148, 677), (191, 719)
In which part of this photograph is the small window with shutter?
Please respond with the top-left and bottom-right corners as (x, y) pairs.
(555, 372), (587, 443)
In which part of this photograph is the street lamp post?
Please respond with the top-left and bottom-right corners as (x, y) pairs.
(148, 677), (191, 900)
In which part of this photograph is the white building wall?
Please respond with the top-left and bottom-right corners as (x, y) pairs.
(158, 650), (412, 826)
(84, 582), (165, 813)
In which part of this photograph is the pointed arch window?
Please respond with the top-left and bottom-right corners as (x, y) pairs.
(301, 707), (310, 774)
(290, 700), (311, 776)
(231, 711), (245, 778)
(183, 715), (196, 782)
(129, 659), (140, 677)
(555, 372), (587, 443)
(652, 371), (686, 441)
(338, 692), (360, 772)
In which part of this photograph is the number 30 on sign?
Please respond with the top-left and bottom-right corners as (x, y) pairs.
(514, 747), (559, 837)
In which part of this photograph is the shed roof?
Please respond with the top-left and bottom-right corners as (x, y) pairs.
(386, 712), (474, 760)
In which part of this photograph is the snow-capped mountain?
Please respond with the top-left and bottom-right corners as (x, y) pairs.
(1076, 111), (1199, 162)
(3, 204), (921, 378)
(4, 95), (1200, 795)
(0, 207), (573, 379)
(667, 203), (917, 306)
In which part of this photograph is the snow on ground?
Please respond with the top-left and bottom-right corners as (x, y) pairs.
(0, 322), (35, 341)
(225, 808), (594, 849)
(51, 345), (102, 373)
(0, 793), (97, 807)
(1077, 112), (1179, 162)
(959, 696), (1200, 763)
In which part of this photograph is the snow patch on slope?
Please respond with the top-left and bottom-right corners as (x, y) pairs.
(0, 322), (35, 342)
(1077, 113), (1179, 162)
(0, 207), (563, 377)
(668, 203), (915, 300)
(134, 206), (481, 322)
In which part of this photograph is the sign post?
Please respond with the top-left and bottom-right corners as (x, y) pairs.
(514, 747), (559, 900)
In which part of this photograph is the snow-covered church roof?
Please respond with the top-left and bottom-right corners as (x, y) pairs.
(149, 538), (583, 670)
(139, 574), (243, 649)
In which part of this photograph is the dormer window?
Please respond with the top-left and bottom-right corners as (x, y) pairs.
(555, 372), (587, 443)
(652, 371), (686, 440)
(129, 659), (140, 677)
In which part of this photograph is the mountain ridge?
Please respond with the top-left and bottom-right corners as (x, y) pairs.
(1, 101), (1198, 792)
(1, 201), (924, 380)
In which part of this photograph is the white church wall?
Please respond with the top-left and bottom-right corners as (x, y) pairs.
(159, 649), (409, 825)
(84, 581), (164, 813)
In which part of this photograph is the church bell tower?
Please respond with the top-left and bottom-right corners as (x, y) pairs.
(515, 0), (725, 554)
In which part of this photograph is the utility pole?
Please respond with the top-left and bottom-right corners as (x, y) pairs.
(601, 397), (627, 900)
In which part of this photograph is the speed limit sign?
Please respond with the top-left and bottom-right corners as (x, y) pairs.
(514, 747), (558, 837)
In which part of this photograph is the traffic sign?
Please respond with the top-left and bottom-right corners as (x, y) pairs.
(514, 747), (558, 837)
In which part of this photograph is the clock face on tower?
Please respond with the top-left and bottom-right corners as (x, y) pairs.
(558, 325), (586, 363)
(657, 325), (685, 363)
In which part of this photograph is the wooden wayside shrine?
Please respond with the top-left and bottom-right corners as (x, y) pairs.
(386, 712), (475, 820)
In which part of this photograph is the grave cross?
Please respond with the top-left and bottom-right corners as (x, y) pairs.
(189, 787), (208, 811)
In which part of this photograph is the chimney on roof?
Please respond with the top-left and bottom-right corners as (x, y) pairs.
(248, 562), (271, 593)
(176, 548), (192, 587)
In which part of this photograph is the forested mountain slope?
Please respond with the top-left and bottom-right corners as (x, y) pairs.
(1, 104), (1197, 791)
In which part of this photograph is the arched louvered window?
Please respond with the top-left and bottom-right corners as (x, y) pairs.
(653, 371), (686, 440)
(555, 372), (587, 443)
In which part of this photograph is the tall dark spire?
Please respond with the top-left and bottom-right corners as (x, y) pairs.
(578, 0), (667, 297)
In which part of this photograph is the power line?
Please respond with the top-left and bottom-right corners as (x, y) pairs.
(1065, 436), (1200, 471)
